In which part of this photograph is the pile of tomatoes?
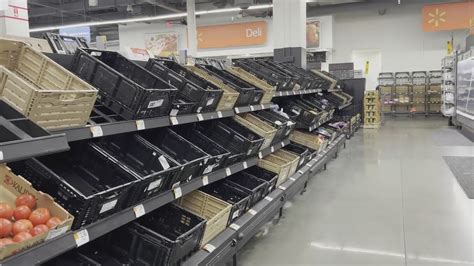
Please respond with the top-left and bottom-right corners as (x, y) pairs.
(0, 194), (62, 247)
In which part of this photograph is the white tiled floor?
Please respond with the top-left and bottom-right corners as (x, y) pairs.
(239, 117), (474, 266)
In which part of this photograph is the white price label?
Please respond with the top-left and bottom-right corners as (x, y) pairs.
(173, 187), (182, 199)
(158, 155), (170, 170)
(260, 104), (265, 110)
(135, 120), (146, 130)
(133, 204), (146, 218)
(170, 109), (179, 117)
(148, 99), (164, 109)
(204, 244), (216, 253)
(170, 117), (179, 125)
(202, 165), (214, 174)
(281, 142), (285, 147)
(45, 226), (68, 240)
(217, 111), (223, 118)
(225, 168), (231, 176)
(148, 179), (162, 191)
(202, 175), (209, 186)
(206, 98), (215, 106)
(243, 161), (248, 169)
(290, 177), (296, 181)
(298, 170), (304, 174)
(285, 91), (290, 96)
(197, 114), (204, 121)
(231, 210), (240, 220)
(197, 107), (203, 113)
(258, 152), (263, 159)
(0, 151), (3, 161)
(250, 105), (255, 111)
(90, 126), (103, 137)
(100, 199), (117, 214)
(306, 163), (313, 168)
(278, 185), (287, 191)
(264, 196), (273, 201)
(234, 107), (240, 114)
(229, 223), (241, 231)
(248, 209), (257, 215)
(271, 146), (275, 153)
(74, 229), (89, 247)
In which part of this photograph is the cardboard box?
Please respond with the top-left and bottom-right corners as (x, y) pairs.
(0, 165), (74, 260)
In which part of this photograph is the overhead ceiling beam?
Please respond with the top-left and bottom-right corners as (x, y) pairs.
(136, 0), (184, 13)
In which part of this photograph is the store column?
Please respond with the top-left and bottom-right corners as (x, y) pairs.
(0, 0), (29, 37)
(186, 0), (197, 57)
(273, 0), (306, 68)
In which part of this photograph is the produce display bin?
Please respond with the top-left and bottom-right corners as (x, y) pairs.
(254, 110), (296, 142)
(130, 204), (206, 265)
(242, 166), (279, 196)
(235, 59), (292, 91)
(257, 154), (293, 186)
(92, 133), (181, 202)
(289, 130), (325, 152)
(9, 142), (139, 230)
(233, 113), (278, 150)
(145, 59), (223, 113)
(70, 49), (177, 119)
(173, 126), (231, 173)
(283, 143), (310, 168)
(226, 171), (267, 208)
(0, 165), (74, 260)
(278, 100), (319, 129)
(139, 128), (210, 186)
(178, 190), (232, 246)
(0, 39), (97, 130)
(225, 66), (275, 104)
(273, 149), (300, 177)
(200, 181), (250, 224)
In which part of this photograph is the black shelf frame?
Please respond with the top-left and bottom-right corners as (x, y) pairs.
(182, 135), (347, 266)
(273, 89), (321, 97)
(0, 139), (290, 266)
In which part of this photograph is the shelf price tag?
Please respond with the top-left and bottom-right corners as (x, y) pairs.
(45, 226), (68, 241)
(74, 229), (90, 247)
(298, 170), (304, 174)
(197, 114), (204, 121)
(242, 161), (248, 169)
(248, 209), (257, 216)
(258, 152), (263, 159)
(135, 120), (146, 131)
(203, 244), (216, 253)
(290, 177), (296, 181)
(264, 196), (273, 201)
(202, 175), (209, 186)
(229, 223), (240, 231)
(0, 151), (3, 161)
(278, 185), (287, 191)
(234, 107), (240, 114)
(170, 117), (179, 125)
(225, 168), (231, 176)
(133, 204), (146, 218)
(217, 111), (223, 118)
(260, 104), (265, 110)
(281, 141), (285, 147)
(173, 187), (182, 199)
(250, 105), (255, 111)
(270, 146), (275, 153)
(90, 126), (103, 137)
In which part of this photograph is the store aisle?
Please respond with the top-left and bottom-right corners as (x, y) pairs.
(239, 117), (474, 266)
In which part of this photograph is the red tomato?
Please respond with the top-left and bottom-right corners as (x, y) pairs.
(12, 219), (33, 235)
(0, 218), (12, 238)
(12, 232), (32, 243)
(15, 195), (36, 209)
(46, 217), (61, 229)
(30, 224), (49, 236)
(0, 202), (14, 219)
(14, 205), (32, 220)
(29, 208), (51, 226)
(0, 238), (13, 247)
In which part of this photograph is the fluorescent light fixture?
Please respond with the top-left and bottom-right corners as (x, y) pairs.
(29, 4), (273, 33)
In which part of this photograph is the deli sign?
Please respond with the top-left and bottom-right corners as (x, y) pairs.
(197, 21), (267, 49)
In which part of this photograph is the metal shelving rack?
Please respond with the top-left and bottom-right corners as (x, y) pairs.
(441, 55), (457, 118)
(428, 70), (443, 114)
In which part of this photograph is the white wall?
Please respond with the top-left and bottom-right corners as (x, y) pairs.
(331, 3), (468, 72)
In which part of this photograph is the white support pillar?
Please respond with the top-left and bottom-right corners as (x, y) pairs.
(186, 0), (197, 57)
(0, 0), (29, 37)
(273, 0), (306, 68)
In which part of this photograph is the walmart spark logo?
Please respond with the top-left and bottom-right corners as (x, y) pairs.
(428, 8), (446, 27)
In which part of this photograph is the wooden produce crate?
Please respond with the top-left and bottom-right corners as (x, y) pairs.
(226, 66), (275, 104)
(289, 130), (325, 151)
(0, 39), (97, 130)
(412, 85), (426, 94)
(272, 149), (300, 177)
(0, 165), (74, 260)
(186, 65), (239, 111)
(258, 154), (292, 186)
(233, 113), (278, 150)
(178, 190), (231, 247)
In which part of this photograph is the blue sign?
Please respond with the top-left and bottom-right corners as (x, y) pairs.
(59, 26), (91, 43)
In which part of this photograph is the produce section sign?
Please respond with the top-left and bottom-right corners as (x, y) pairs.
(145, 32), (178, 57)
(306, 20), (320, 48)
(422, 2), (474, 32)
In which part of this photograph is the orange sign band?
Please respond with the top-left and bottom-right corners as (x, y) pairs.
(422, 2), (474, 32)
(197, 21), (267, 49)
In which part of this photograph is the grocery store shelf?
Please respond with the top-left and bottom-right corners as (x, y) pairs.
(183, 135), (347, 266)
(57, 103), (276, 142)
(273, 89), (320, 97)
(0, 139), (290, 266)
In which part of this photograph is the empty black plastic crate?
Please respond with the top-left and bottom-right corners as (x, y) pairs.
(243, 166), (279, 196)
(278, 100), (319, 129)
(225, 172), (267, 208)
(197, 64), (262, 106)
(235, 59), (291, 91)
(200, 181), (250, 224)
(256, 110), (296, 141)
(139, 128), (210, 186)
(132, 204), (205, 265)
(93, 133), (181, 202)
(173, 126), (231, 173)
(70, 49), (177, 119)
(146, 59), (223, 113)
(283, 143), (310, 168)
(9, 142), (139, 230)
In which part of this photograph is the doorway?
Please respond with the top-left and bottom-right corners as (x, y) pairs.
(352, 50), (382, 91)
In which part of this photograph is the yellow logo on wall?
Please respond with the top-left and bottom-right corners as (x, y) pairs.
(427, 8), (446, 27)
(423, 2), (474, 32)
